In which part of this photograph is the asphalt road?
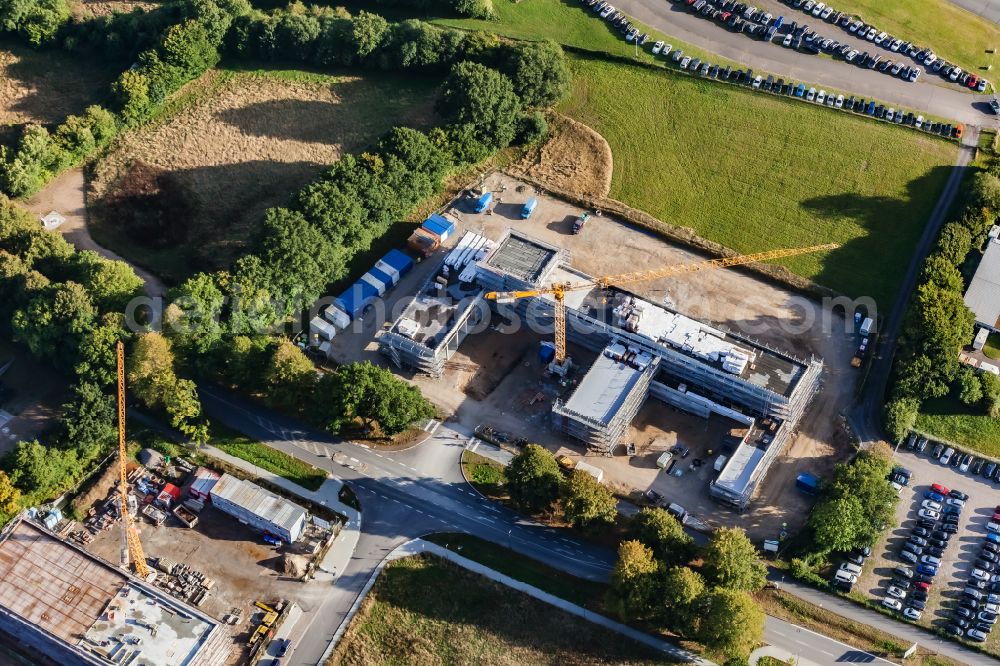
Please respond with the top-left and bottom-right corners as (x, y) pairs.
(952, 0), (1000, 25)
(199, 387), (968, 665)
(609, 0), (1000, 126)
(850, 128), (979, 445)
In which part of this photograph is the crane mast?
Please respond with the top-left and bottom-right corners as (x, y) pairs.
(117, 341), (150, 579)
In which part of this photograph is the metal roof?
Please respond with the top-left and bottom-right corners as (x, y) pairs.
(210, 474), (307, 534)
(563, 350), (647, 424)
(965, 239), (1000, 330)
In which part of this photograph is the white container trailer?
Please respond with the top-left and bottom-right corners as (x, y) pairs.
(860, 317), (874, 336)
(575, 461), (604, 483)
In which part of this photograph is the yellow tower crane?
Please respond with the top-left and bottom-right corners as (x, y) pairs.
(484, 243), (838, 366)
(117, 340), (150, 579)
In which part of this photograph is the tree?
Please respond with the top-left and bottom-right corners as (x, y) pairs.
(264, 339), (317, 410)
(60, 382), (116, 466)
(112, 70), (152, 125)
(503, 41), (570, 107)
(73, 251), (143, 312)
(164, 378), (208, 443)
(76, 313), (126, 387)
(702, 527), (767, 592)
(893, 353), (950, 401)
(325, 362), (435, 436)
(160, 20), (220, 77)
(225, 256), (280, 335)
(660, 566), (704, 631)
(437, 60), (522, 152)
(971, 170), (1000, 211)
(166, 272), (225, 355)
(935, 222), (973, 266)
(8, 440), (80, 499)
(610, 540), (659, 620)
(981, 371), (1000, 416)
(956, 366), (984, 406)
(259, 207), (341, 306)
(12, 281), (97, 368)
(561, 469), (617, 528)
(351, 10), (389, 59)
(127, 332), (176, 408)
(0, 470), (21, 520)
(693, 588), (764, 660)
(883, 396), (919, 442)
(632, 507), (695, 567)
(920, 253), (964, 293)
(809, 494), (865, 552)
(505, 444), (563, 512)
(906, 282), (975, 355)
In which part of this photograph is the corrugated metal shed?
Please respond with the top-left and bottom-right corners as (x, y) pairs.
(209, 474), (307, 543)
(422, 214), (455, 242)
(378, 249), (414, 279)
(964, 239), (1000, 330)
(187, 467), (220, 501)
(336, 281), (380, 319)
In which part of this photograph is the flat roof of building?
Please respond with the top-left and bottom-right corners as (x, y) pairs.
(563, 348), (652, 424)
(484, 233), (559, 282)
(544, 264), (805, 397)
(0, 519), (219, 666)
(965, 239), (1000, 330)
(391, 280), (481, 349)
(211, 474), (307, 536)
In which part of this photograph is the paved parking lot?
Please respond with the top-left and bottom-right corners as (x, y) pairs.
(856, 442), (1000, 653)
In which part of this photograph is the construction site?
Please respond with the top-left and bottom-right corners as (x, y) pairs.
(319, 172), (860, 537)
(0, 345), (337, 665)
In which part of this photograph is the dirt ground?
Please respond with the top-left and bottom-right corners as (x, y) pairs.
(330, 173), (859, 540)
(25, 169), (168, 297)
(87, 68), (434, 276)
(0, 41), (116, 143)
(84, 504), (330, 662)
(507, 114), (613, 198)
(0, 337), (69, 456)
(72, 0), (160, 17)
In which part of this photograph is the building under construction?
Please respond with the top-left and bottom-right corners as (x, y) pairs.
(0, 517), (229, 666)
(381, 230), (823, 509)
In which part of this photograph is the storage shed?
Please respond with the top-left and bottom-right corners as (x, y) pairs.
(156, 483), (181, 508)
(186, 467), (221, 502)
(209, 474), (307, 543)
(375, 249), (414, 282)
(335, 280), (380, 320)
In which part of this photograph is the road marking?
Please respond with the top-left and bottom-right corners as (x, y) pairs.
(374, 453), (384, 458)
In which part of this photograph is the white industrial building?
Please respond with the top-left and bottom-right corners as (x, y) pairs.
(965, 232), (1000, 333)
(209, 474), (307, 543)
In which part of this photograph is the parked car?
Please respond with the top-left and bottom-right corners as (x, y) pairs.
(882, 597), (902, 611)
(922, 499), (943, 511)
(903, 607), (922, 621)
(925, 491), (944, 502)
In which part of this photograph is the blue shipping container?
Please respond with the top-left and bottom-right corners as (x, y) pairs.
(795, 472), (819, 495)
(422, 214), (455, 242)
(336, 281), (380, 319)
(475, 192), (493, 213)
(360, 268), (390, 296)
(379, 249), (414, 280)
(521, 198), (538, 219)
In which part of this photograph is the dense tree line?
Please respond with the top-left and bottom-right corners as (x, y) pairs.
(0, 198), (203, 517)
(884, 166), (1000, 440)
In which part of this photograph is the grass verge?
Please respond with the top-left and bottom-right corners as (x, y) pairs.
(328, 553), (664, 665)
(756, 588), (963, 666)
(558, 52), (957, 305)
(210, 423), (327, 491)
(915, 396), (1000, 458)
(819, 0), (1000, 82)
(985, 332), (1000, 360)
(424, 532), (607, 609)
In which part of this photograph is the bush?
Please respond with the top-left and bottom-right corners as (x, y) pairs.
(517, 111), (548, 144)
(471, 463), (504, 487)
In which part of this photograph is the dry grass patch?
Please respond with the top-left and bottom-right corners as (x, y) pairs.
(508, 113), (613, 198)
(0, 40), (118, 141)
(329, 553), (665, 666)
(72, 0), (161, 17)
(88, 66), (435, 282)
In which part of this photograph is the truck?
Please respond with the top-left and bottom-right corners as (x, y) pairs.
(572, 212), (590, 234)
(474, 191), (493, 213)
(521, 198), (538, 219)
(859, 316), (874, 336)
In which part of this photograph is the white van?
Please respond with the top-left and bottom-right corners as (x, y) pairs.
(839, 562), (863, 576)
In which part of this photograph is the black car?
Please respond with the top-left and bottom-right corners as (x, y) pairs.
(709, 64), (720, 78)
(960, 599), (980, 611)
(954, 616), (971, 628)
(722, 65), (732, 78)
(912, 589), (929, 601)
(976, 559), (996, 572)
(913, 527), (931, 538)
(931, 529), (951, 541)
(928, 538), (948, 549)
(949, 489), (969, 500)
(968, 579), (987, 591)
(984, 542), (1000, 554)
(941, 523), (959, 534)
(908, 599), (926, 610)
(914, 574), (934, 585)
(917, 518), (937, 530)
(975, 621), (994, 633)
(943, 513), (961, 524)
(956, 607), (975, 620)
(982, 549), (999, 562)
(972, 459), (986, 475)
(927, 546), (945, 558)
(945, 623), (964, 636)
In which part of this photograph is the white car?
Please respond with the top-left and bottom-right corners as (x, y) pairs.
(849, 20), (861, 33)
(835, 94), (844, 108)
(662, 44), (673, 57)
(783, 33), (793, 47)
(921, 499), (942, 512)
(949, 67), (963, 81)
(946, 497), (965, 508)
(816, 90), (826, 104)
(803, 0), (816, 12)
(652, 40), (665, 54)
(820, 6), (833, 19)
(753, 75), (763, 88)
(834, 569), (858, 584)
(915, 115), (924, 129)
(924, 52), (937, 66)
(887, 585), (907, 599)
(920, 554), (942, 566)
(903, 607), (922, 621)
(886, 108), (894, 121)
(680, 56), (692, 69)
(875, 31), (887, 44)
(918, 508), (940, 520)
(882, 597), (903, 611)
(985, 602), (1000, 614)
(806, 87), (817, 101)
(845, 49), (859, 62)
(866, 27), (877, 41)
(812, 2), (825, 17)
(972, 568), (991, 582)
(889, 38), (902, 51)
(599, 5), (615, 18)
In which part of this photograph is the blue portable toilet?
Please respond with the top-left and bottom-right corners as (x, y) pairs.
(474, 191), (493, 213)
(521, 198), (538, 219)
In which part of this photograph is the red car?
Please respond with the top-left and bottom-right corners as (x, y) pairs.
(954, 124), (964, 139)
(915, 581), (932, 591)
(967, 74), (979, 89)
(931, 483), (950, 496)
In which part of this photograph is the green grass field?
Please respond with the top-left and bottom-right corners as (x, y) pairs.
(824, 0), (1000, 82)
(916, 397), (1000, 458)
(984, 332), (1000, 360)
(211, 425), (327, 491)
(329, 554), (662, 666)
(557, 54), (958, 304)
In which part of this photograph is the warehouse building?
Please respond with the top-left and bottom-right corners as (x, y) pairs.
(382, 230), (822, 509)
(209, 474), (307, 543)
(0, 517), (227, 666)
(964, 233), (1000, 332)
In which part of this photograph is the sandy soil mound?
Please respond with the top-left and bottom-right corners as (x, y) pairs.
(509, 114), (613, 198)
